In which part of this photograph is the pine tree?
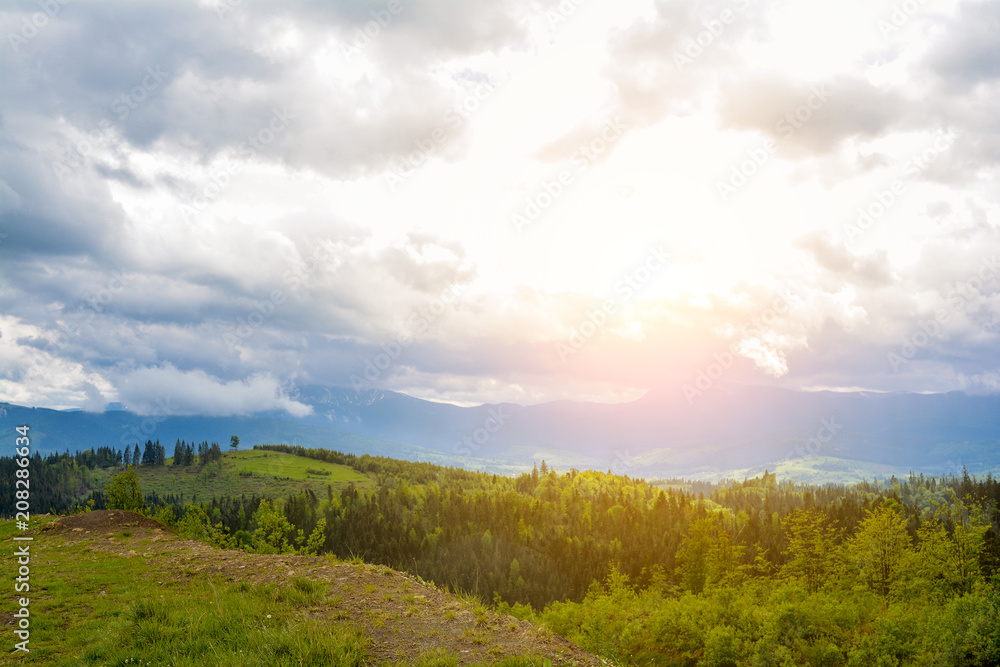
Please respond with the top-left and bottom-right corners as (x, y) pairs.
(142, 440), (155, 466)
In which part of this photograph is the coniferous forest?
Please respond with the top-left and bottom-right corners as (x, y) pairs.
(3, 442), (999, 665)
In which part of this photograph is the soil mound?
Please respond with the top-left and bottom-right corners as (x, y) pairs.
(48, 509), (168, 533)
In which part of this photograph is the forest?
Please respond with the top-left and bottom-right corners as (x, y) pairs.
(3, 441), (999, 665)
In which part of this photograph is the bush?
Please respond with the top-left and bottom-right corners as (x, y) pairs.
(152, 504), (176, 527)
(704, 625), (739, 667)
(105, 466), (147, 514)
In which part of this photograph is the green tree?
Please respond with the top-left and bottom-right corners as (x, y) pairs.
(104, 465), (146, 514)
(300, 518), (328, 556)
(251, 499), (295, 554)
(703, 625), (739, 667)
(846, 501), (912, 598)
(676, 514), (743, 594)
(152, 504), (176, 526)
(230, 435), (239, 451)
(781, 508), (839, 593)
(911, 492), (990, 597)
(176, 505), (234, 548)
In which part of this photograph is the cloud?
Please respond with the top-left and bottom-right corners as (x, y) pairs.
(605, 0), (770, 127)
(794, 232), (893, 288)
(717, 74), (907, 154)
(2, 0), (1000, 411)
(114, 364), (312, 417)
(958, 370), (1000, 395)
(0, 139), (129, 259)
(0, 0), (538, 185)
(924, 1), (1000, 93)
(0, 315), (116, 411)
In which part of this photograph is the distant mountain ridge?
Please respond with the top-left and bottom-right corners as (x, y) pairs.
(3, 383), (999, 481)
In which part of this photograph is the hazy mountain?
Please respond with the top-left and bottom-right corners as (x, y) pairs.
(0, 401), (447, 464)
(286, 384), (1000, 480)
(3, 383), (999, 481)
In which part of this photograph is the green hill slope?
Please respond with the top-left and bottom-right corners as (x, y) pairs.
(1, 511), (598, 666)
(86, 449), (372, 502)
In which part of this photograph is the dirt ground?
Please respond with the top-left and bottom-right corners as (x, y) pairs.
(41, 511), (604, 666)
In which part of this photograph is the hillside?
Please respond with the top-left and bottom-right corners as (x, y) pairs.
(4, 446), (1000, 664)
(2, 448), (375, 518)
(1, 511), (600, 666)
(96, 449), (372, 503)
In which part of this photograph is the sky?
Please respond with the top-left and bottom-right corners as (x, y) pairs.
(1, 0), (999, 416)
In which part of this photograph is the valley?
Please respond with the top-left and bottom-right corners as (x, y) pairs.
(3, 443), (999, 665)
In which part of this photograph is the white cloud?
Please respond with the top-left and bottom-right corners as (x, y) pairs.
(114, 364), (313, 417)
(2, 0), (1000, 409)
(0, 316), (116, 411)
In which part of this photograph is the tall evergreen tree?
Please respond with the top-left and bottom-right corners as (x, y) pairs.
(142, 440), (155, 466)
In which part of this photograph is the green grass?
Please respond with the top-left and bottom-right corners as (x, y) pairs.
(86, 450), (369, 502)
(0, 517), (581, 666)
(0, 517), (368, 666)
(230, 449), (367, 483)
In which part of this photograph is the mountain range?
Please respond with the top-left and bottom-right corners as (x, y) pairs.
(3, 383), (999, 483)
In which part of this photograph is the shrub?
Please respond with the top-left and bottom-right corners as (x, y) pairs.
(105, 466), (147, 514)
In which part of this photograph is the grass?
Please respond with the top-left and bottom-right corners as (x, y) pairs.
(84, 584), (370, 666)
(229, 449), (368, 483)
(85, 450), (370, 503)
(0, 518), (368, 666)
(0, 514), (587, 666)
